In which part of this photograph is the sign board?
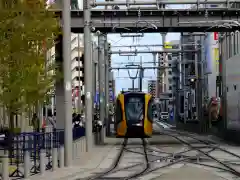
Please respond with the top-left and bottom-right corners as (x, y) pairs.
(170, 109), (174, 121)
(214, 32), (218, 40)
(164, 42), (172, 49)
(95, 90), (114, 105)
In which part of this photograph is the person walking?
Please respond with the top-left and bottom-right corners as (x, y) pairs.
(32, 113), (40, 132)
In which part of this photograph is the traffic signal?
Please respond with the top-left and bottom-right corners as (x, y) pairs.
(189, 78), (196, 88)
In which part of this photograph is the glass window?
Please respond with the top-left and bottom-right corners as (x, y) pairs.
(228, 33), (231, 58)
(237, 32), (240, 54)
(234, 84), (237, 91)
(125, 96), (144, 122)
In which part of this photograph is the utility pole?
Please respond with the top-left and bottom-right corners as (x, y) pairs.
(104, 38), (110, 136)
(219, 33), (227, 130)
(63, 0), (72, 166)
(181, 33), (187, 123)
(83, 0), (93, 152)
(92, 42), (97, 113)
(139, 56), (143, 91)
(78, 34), (82, 114)
(98, 34), (106, 144)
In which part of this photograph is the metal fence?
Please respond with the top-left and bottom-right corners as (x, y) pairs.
(0, 126), (86, 178)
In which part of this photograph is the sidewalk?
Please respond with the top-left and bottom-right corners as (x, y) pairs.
(29, 144), (118, 180)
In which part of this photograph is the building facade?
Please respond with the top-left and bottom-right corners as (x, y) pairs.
(220, 30), (240, 129)
(148, 80), (157, 98)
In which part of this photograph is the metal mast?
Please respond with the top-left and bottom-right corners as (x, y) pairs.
(63, 0), (72, 166)
(83, 0), (93, 152)
(98, 34), (106, 143)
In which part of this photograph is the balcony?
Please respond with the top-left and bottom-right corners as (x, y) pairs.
(72, 70), (83, 79)
(71, 47), (84, 60)
(71, 60), (83, 70)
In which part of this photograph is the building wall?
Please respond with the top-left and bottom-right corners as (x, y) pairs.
(148, 80), (157, 98)
(222, 31), (240, 129)
(204, 32), (219, 97)
(167, 40), (180, 94)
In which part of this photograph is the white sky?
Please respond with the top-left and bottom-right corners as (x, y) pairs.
(109, 33), (180, 94)
(77, 0), (187, 94)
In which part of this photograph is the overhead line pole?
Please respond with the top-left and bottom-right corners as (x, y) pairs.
(63, 0), (72, 166)
(98, 34), (106, 144)
(104, 37), (110, 137)
(83, 0), (93, 152)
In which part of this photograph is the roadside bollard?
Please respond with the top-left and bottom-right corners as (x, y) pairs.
(52, 148), (58, 171)
(24, 151), (30, 178)
(58, 146), (64, 168)
(40, 149), (45, 175)
(2, 151), (9, 180)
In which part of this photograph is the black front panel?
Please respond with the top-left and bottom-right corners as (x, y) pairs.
(124, 94), (145, 125)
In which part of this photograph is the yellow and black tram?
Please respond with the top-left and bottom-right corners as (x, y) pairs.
(115, 91), (153, 138)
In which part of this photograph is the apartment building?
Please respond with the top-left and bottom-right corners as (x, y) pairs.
(166, 40), (180, 95)
(148, 80), (157, 98)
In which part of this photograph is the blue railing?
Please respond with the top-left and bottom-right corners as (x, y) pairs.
(57, 126), (85, 145)
(0, 126), (86, 178)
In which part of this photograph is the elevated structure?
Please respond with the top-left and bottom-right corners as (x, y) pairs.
(54, 9), (240, 33)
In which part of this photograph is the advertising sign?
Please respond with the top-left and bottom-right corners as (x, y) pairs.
(204, 33), (213, 74)
(214, 48), (219, 73)
(94, 90), (114, 105)
(164, 42), (172, 49)
(214, 32), (218, 40)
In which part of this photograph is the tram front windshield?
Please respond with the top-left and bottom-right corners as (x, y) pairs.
(125, 96), (144, 123)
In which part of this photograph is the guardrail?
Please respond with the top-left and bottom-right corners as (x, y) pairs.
(0, 126), (87, 180)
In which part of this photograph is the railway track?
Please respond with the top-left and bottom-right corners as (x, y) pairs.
(160, 129), (240, 177)
(78, 127), (240, 180)
(79, 138), (150, 180)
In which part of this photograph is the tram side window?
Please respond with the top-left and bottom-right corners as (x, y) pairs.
(180, 96), (184, 114)
(234, 84), (237, 91)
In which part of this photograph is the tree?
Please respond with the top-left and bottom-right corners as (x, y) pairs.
(0, 0), (60, 131)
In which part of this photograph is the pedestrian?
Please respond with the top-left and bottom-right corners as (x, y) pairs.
(32, 113), (40, 132)
(47, 111), (56, 129)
